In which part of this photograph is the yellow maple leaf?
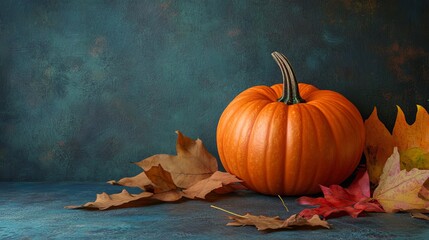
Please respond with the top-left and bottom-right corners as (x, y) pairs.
(400, 147), (429, 171)
(373, 148), (429, 213)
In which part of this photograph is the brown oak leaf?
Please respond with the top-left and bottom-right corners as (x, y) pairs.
(65, 190), (154, 210)
(183, 171), (244, 199)
(213, 206), (330, 231)
(66, 131), (245, 210)
(109, 131), (218, 189)
(143, 165), (183, 202)
(107, 172), (151, 190)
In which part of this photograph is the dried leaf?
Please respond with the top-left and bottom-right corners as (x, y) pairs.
(151, 190), (183, 202)
(212, 205), (330, 231)
(65, 190), (154, 210)
(107, 172), (151, 190)
(144, 165), (178, 193)
(364, 107), (395, 184)
(226, 213), (330, 231)
(183, 171), (243, 199)
(66, 131), (245, 210)
(298, 169), (384, 219)
(141, 164), (184, 202)
(373, 147), (429, 213)
(108, 131), (217, 190)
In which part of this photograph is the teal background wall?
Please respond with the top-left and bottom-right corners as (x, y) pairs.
(1, 0), (428, 181)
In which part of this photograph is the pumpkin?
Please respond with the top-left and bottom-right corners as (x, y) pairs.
(216, 52), (365, 195)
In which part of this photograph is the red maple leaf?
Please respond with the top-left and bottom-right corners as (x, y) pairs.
(297, 169), (384, 219)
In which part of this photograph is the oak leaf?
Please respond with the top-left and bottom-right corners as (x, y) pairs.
(183, 171), (245, 199)
(143, 165), (183, 202)
(364, 105), (429, 184)
(109, 131), (218, 189)
(212, 206), (330, 231)
(66, 131), (245, 210)
(373, 147), (429, 213)
(227, 214), (330, 231)
(297, 169), (384, 219)
(65, 190), (154, 210)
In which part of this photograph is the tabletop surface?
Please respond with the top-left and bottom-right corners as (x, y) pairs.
(1, 182), (428, 239)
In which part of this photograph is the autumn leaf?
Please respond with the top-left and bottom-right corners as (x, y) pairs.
(144, 165), (178, 193)
(109, 131), (218, 189)
(66, 131), (245, 210)
(364, 105), (429, 184)
(297, 169), (384, 219)
(364, 107), (395, 184)
(143, 165), (183, 202)
(107, 172), (151, 190)
(65, 190), (154, 210)
(400, 147), (429, 171)
(183, 171), (244, 199)
(392, 105), (429, 152)
(211, 205), (330, 231)
(373, 147), (429, 213)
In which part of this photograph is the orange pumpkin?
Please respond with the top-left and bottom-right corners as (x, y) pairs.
(216, 52), (365, 195)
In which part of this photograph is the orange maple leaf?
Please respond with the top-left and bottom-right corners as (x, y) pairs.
(364, 105), (429, 184)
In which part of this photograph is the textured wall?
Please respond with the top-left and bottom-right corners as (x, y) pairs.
(1, 0), (428, 181)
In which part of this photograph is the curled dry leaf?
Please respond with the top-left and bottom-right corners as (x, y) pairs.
(227, 214), (331, 231)
(107, 172), (151, 190)
(373, 147), (429, 213)
(364, 105), (429, 184)
(212, 205), (330, 231)
(144, 165), (183, 202)
(65, 190), (154, 210)
(66, 131), (245, 210)
(109, 131), (218, 189)
(183, 171), (244, 199)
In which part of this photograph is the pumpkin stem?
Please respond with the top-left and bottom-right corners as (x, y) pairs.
(271, 52), (305, 104)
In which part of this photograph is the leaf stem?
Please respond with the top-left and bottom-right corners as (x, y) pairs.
(210, 205), (247, 218)
(278, 195), (289, 212)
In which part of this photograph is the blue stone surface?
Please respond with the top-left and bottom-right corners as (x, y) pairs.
(1, 182), (428, 239)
